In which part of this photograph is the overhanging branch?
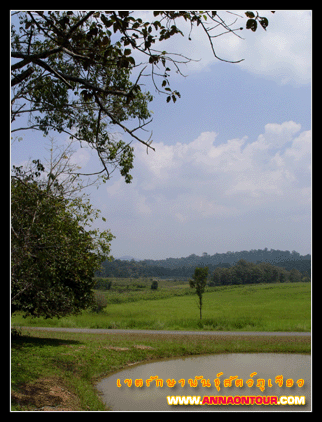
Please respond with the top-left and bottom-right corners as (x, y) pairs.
(11, 67), (35, 87)
(94, 94), (155, 152)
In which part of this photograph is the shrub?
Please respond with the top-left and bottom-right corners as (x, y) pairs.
(151, 280), (158, 290)
(91, 291), (108, 313)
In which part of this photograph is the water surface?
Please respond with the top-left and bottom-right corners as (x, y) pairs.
(96, 353), (311, 411)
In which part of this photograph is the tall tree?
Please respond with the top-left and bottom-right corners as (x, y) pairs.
(11, 161), (114, 318)
(11, 11), (273, 183)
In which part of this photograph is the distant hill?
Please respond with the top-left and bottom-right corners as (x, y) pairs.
(117, 255), (139, 261)
(143, 248), (311, 269)
(97, 248), (311, 279)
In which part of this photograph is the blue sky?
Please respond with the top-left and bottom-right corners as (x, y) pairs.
(11, 11), (312, 260)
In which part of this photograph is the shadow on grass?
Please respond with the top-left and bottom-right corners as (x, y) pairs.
(11, 330), (83, 394)
(11, 329), (81, 349)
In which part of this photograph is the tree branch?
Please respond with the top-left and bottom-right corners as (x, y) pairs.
(32, 58), (73, 88)
(11, 281), (34, 302)
(11, 58), (32, 72)
(12, 47), (63, 62)
(94, 94), (155, 152)
(65, 11), (96, 38)
(199, 19), (244, 64)
(11, 67), (35, 87)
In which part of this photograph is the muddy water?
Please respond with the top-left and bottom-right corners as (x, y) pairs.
(96, 353), (311, 411)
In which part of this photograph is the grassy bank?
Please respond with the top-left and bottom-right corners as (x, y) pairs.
(11, 328), (311, 411)
(12, 282), (311, 332)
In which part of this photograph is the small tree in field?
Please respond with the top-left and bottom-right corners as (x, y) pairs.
(91, 291), (108, 313)
(189, 267), (209, 320)
(151, 280), (158, 290)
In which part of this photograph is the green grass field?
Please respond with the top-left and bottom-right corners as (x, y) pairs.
(12, 282), (311, 332)
(11, 328), (311, 411)
(11, 281), (311, 410)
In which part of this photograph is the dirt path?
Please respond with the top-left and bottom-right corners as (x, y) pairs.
(16, 326), (311, 336)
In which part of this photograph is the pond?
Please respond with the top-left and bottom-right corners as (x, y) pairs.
(96, 353), (311, 411)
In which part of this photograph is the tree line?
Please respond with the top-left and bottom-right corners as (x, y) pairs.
(96, 254), (311, 282)
(188, 256), (309, 322)
(210, 259), (310, 286)
(143, 248), (311, 269)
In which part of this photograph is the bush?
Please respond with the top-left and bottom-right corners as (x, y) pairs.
(91, 291), (108, 313)
(94, 278), (113, 290)
(151, 280), (158, 290)
(11, 327), (22, 339)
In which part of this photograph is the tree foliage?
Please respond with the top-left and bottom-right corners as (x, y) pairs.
(91, 291), (108, 313)
(189, 266), (209, 319)
(151, 280), (158, 290)
(143, 248), (311, 269)
(97, 248), (311, 280)
(11, 10), (273, 183)
(11, 163), (114, 318)
(210, 259), (310, 286)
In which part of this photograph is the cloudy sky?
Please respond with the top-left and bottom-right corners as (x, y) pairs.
(11, 11), (312, 260)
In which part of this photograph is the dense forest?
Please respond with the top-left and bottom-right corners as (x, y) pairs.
(209, 259), (310, 286)
(143, 248), (311, 268)
(96, 248), (311, 281)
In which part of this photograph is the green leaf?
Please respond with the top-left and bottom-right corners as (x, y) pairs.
(259, 17), (269, 30)
(245, 11), (255, 18)
(153, 21), (161, 30)
(100, 36), (110, 46)
(149, 55), (159, 64)
(127, 56), (135, 65)
(124, 48), (131, 56)
(246, 19), (257, 32)
(118, 11), (129, 18)
(101, 14), (113, 27)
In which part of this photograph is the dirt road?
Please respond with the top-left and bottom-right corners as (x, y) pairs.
(17, 326), (311, 336)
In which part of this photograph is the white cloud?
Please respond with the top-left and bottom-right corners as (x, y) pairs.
(234, 10), (312, 85)
(104, 121), (311, 228)
(284, 130), (312, 164)
(151, 10), (311, 86)
(69, 147), (91, 168)
(257, 121), (302, 148)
